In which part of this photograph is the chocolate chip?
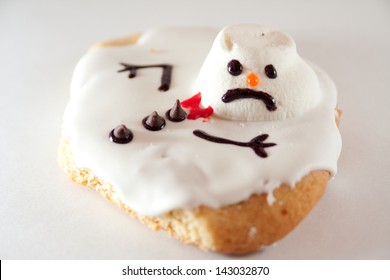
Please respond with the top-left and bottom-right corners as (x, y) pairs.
(166, 99), (187, 122)
(264, 64), (277, 79)
(109, 124), (133, 144)
(142, 111), (166, 131)
(227, 59), (243, 76)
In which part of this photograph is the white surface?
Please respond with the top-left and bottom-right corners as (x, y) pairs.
(0, 0), (389, 259)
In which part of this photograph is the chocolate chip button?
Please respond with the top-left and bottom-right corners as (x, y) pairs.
(166, 99), (187, 122)
(109, 124), (133, 144)
(142, 111), (166, 131)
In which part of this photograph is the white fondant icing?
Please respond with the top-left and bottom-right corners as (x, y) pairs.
(63, 26), (341, 216)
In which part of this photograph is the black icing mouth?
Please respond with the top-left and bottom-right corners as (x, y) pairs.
(221, 88), (277, 111)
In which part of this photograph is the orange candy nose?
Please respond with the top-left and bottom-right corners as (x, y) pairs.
(246, 72), (260, 87)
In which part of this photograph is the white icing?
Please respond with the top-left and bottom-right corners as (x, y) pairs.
(63, 26), (341, 216)
(195, 24), (321, 121)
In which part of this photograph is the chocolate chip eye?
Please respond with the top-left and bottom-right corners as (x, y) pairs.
(227, 59), (243, 76)
(264, 64), (277, 79)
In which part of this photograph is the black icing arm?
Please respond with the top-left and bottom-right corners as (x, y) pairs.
(193, 130), (276, 158)
(118, 63), (173, 91)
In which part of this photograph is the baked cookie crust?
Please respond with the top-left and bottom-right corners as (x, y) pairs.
(59, 136), (329, 254)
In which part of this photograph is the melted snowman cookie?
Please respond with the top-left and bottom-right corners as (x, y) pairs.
(59, 24), (341, 254)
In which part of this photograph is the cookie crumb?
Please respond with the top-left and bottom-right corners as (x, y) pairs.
(248, 226), (257, 238)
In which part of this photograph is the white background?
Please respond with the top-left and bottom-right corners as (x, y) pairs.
(0, 0), (389, 259)
(2, 260), (389, 279)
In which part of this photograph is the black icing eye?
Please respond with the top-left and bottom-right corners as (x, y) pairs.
(227, 59), (243, 76)
(264, 64), (277, 79)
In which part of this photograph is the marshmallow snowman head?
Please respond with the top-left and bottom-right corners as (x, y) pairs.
(194, 24), (322, 121)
